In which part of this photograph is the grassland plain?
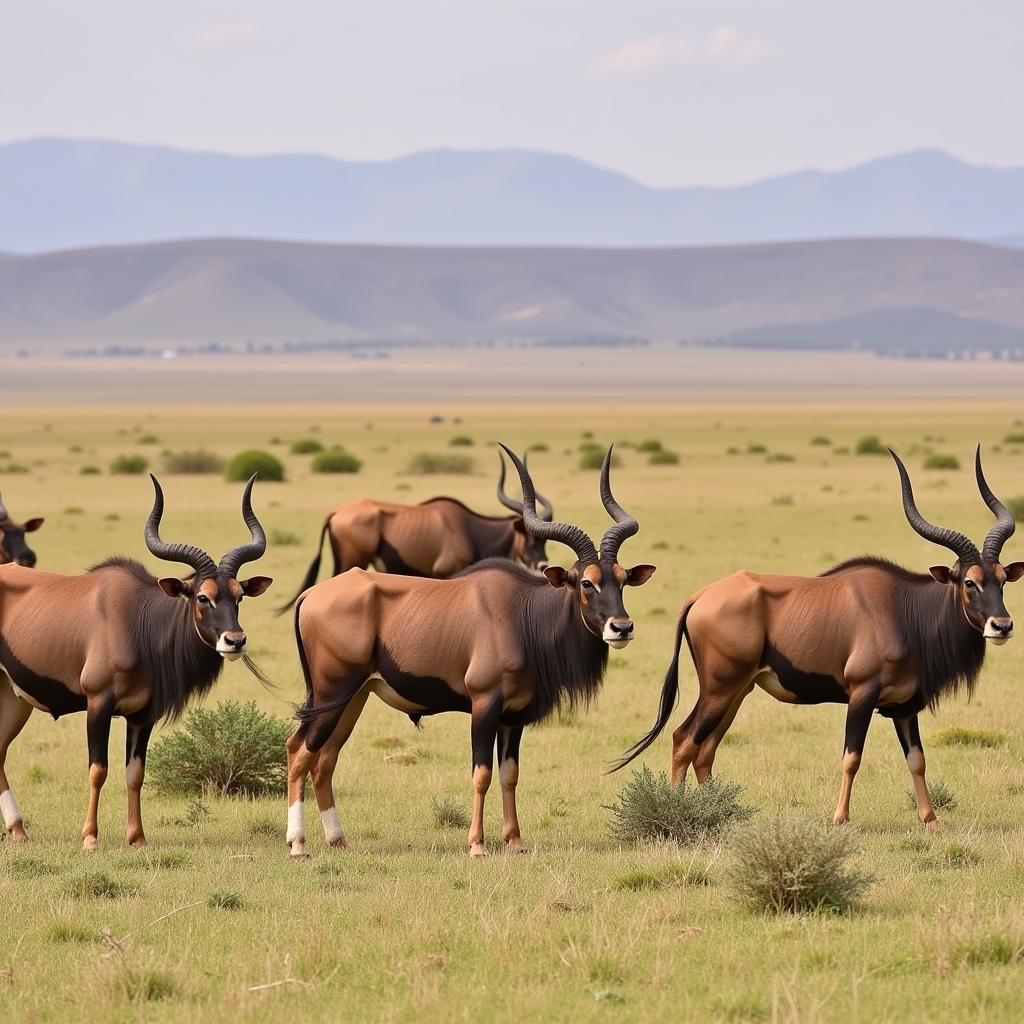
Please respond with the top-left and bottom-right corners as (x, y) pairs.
(2, 401), (1024, 1023)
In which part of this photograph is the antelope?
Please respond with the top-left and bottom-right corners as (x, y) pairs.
(614, 447), (1020, 831)
(0, 491), (44, 567)
(0, 476), (272, 849)
(284, 446), (655, 858)
(275, 454), (554, 613)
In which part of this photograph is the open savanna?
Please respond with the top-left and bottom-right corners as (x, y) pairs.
(3, 400), (1024, 1024)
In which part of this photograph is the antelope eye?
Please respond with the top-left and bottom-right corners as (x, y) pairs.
(581, 579), (594, 591)
(197, 594), (211, 605)
(964, 579), (976, 591)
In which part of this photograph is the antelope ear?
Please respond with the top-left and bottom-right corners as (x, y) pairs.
(626, 564), (657, 587)
(512, 517), (527, 535)
(1003, 562), (1024, 583)
(929, 566), (952, 584)
(542, 565), (570, 589)
(23, 518), (44, 532)
(240, 576), (274, 597)
(158, 577), (191, 598)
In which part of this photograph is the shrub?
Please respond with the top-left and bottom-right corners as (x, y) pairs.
(206, 889), (244, 910)
(137, 434), (160, 445)
(931, 725), (1005, 748)
(147, 701), (292, 797)
(906, 779), (957, 812)
(225, 450), (284, 483)
(290, 438), (323, 455)
(726, 818), (871, 914)
(270, 528), (301, 546)
(80, 465), (102, 475)
(527, 442), (549, 452)
(580, 449), (621, 471)
(766, 453), (795, 463)
(607, 766), (753, 846)
(162, 449), (224, 474)
(649, 450), (680, 466)
(63, 870), (138, 900)
(1004, 432), (1024, 445)
(405, 452), (475, 475)
(810, 435), (832, 446)
(746, 443), (767, 454)
(614, 861), (710, 891)
(311, 448), (362, 474)
(431, 797), (470, 830)
(449, 435), (474, 447)
(924, 453), (960, 471)
(637, 439), (663, 453)
(855, 435), (887, 455)
(110, 454), (148, 475)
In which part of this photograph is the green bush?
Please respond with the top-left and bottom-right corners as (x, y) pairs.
(270, 528), (301, 546)
(923, 453), (960, 470)
(527, 442), (549, 452)
(1004, 432), (1024, 445)
(162, 449), (224, 474)
(766, 453), (795, 463)
(906, 779), (957, 812)
(726, 818), (871, 915)
(431, 797), (470, 830)
(225, 450), (284, 483)
(136, 434), (160, 445)
(580, 449), (621, 471)
(290, 438), (323, 455)
(147, 701), (292, 797)
(746, 443), (767, 454)
(207, 889), (244, 910)
(311, 448), (362, 474)
(855, 435), (887, 455)
(637, 439), (663, 453)
(648, 450), (679, 466)
(931, 725), (1005, 748)
(810, 435), (832, 446)
(80, 465), (102, 476)
(607, 766), (753, 846)
(110, 454), (148, 475)
(449, 435), (474, 447)
(405, 452), (476, 475)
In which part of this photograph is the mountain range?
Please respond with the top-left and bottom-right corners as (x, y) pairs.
(4, 138), (1024, 252)
(3, 236), (1024, 353)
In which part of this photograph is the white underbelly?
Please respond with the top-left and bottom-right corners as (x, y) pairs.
(368, 673), (427, 714)
(8, 680), (49, 713)
(752, 668), (798, 704)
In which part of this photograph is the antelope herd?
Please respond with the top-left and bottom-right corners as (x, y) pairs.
(0, 442), (1019, 856)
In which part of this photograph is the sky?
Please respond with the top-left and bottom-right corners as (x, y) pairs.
(1, 0), (1021, 188)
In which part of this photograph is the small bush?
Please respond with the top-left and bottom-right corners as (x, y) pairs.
(907, 779), (957, 812)
(924, 453), (960, 471)
(746, 443), (767, 454)
(137, 434), (160, 445)
(147, 701), (292, 797)
(111, 961), (178, 1002)
(527, 442), (549, 452)
(311, 448), (362, 474)
(614, 862), (710, 891)
(270, 528), (301, 546)
(63, 870), (137, 900)
(225, 450), (284, 482)
(431, 797), (470, 830)
(162, 449), (224, 474)
(290, 438), (323, 455)
(855, 435), (887, 455)
(580, 449), (621, 471)
(110, 454), (148, 475)
(207, 889), (244, 910)
(1004, 432), (1024, 445)
(810, 435), (832, 446)
(637, 439), (663, 453)
(766, 452), (795, 463)
(47, 923), (95, 944)
(80, 465), (102, 475)
(726, 818), (871, 915)
(931, 725), (1005, 748)
(607, 766), (752, 846)
(406, 452), (475, 475)
(449, 435), (474, 447)
(648, 450), (679, 466)
(951, 931), (1024, 966)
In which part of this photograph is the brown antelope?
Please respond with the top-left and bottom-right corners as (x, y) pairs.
(275, 453), (554, 613)
(0, 476), (272, 849)
(615, 447), (1021, 831)
(0, 491), (44, 568)
(284, 445), (655, 858)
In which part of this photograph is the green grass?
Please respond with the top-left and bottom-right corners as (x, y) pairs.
(930, 725), (1006, 748)
(4, 401), (1024, 1022)
(924, 453), (961, 470)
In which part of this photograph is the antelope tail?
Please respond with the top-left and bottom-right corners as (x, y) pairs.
(608, 601), (695, 773)
(276, 516), (333, 615)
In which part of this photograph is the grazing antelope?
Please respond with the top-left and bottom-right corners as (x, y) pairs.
(0, 491), (44, 568)
(0, 476), (272, 849)
(284, 446), (655, 858)
(275, 454), (554, 613)
(615, 448), (1021, 831)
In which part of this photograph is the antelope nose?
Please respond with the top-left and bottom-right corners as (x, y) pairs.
(993, 619), (1013, 635)
(610, 619), (634, 636)
(224, 632), (247, 649)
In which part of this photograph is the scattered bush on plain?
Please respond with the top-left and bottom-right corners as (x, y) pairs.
(311, 448), (362, 474)
(649, 450), (680, 466)
(449, 436), (474, 447)
(855, 435), (887, 455)
(290, 438), (323, 455)
(931, 725), (1005, 748)
(110, 454), (148, 475)
(431, 797), (471, 830)
(580, 448), (621, 471)
(225, 450), (284, 482)
(162, 449), (225, 474)
(924, 453), (960, 470)
(405, 452), (476, 475)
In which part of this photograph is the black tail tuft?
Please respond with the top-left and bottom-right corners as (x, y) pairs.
(276, 517), (332, 616)
(607, 607), (691, 773)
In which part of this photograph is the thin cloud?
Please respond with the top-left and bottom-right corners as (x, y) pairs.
(595, 27), (769, 77)
(194, 22), (261, 53)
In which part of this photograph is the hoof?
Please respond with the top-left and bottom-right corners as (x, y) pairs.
(924, 817), (941, 833)
(289, 851), (311, 861)
(328, 836), (349, 850)
(832, 814), (849, 827)
(9, 826), (29, 843)
(505, 838), (528, 854)
(129, 838), (149, 849)
(83, 836), (99, 852)
(288, 839), (308, 860)
(469, 842), (487, 858)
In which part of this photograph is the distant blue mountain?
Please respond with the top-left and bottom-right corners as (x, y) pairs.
(2, 139), (1024, 252)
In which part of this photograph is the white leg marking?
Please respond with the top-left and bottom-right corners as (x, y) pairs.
(320, 807), (346, 844)
(1, 789), (22, 828)
(286, 800), (305, 842)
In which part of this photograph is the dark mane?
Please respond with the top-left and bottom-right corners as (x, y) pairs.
(824, 555), (983, 710)
(88, 557), (223, 724)
(418, 496), (515, 522)
(454, 557), (543, 580)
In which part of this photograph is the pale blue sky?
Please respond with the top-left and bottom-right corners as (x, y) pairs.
(1, 0), (1020, 187)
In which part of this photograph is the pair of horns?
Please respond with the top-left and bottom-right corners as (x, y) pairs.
(145, 474), (266, 579)
(497, 453), (553, 521)
(891, 446), (1015, 565)
(497, 443), (638, 563)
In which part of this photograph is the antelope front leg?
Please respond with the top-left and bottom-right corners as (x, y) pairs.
(833, 683), (880, 826)
(285, 724), (315, 859)
(497, 725), (526, 853)
(468, 698), (501, 858)
(82, 696), (115, 851)
(125, 722), (153, 847)
(894, 714), (940, 831)
(0, 683), (33, 842)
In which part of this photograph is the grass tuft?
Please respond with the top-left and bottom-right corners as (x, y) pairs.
(110, 454), (148, 475)
(162, 449), (225, 474)
(207, 889), (244, 910)
(930, 725), (1006, 748)
(648, 449), (680, 465)
(906, 778), (957, 812)
(406, 452), (476, 475)
(449, 435), (474, 447)
(855, 435), (887, 455)
(431, 797), (471, 830)
(614, 861), (710, 891)
(62, 870), (138, 900)
(923, 453), (960, 470)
